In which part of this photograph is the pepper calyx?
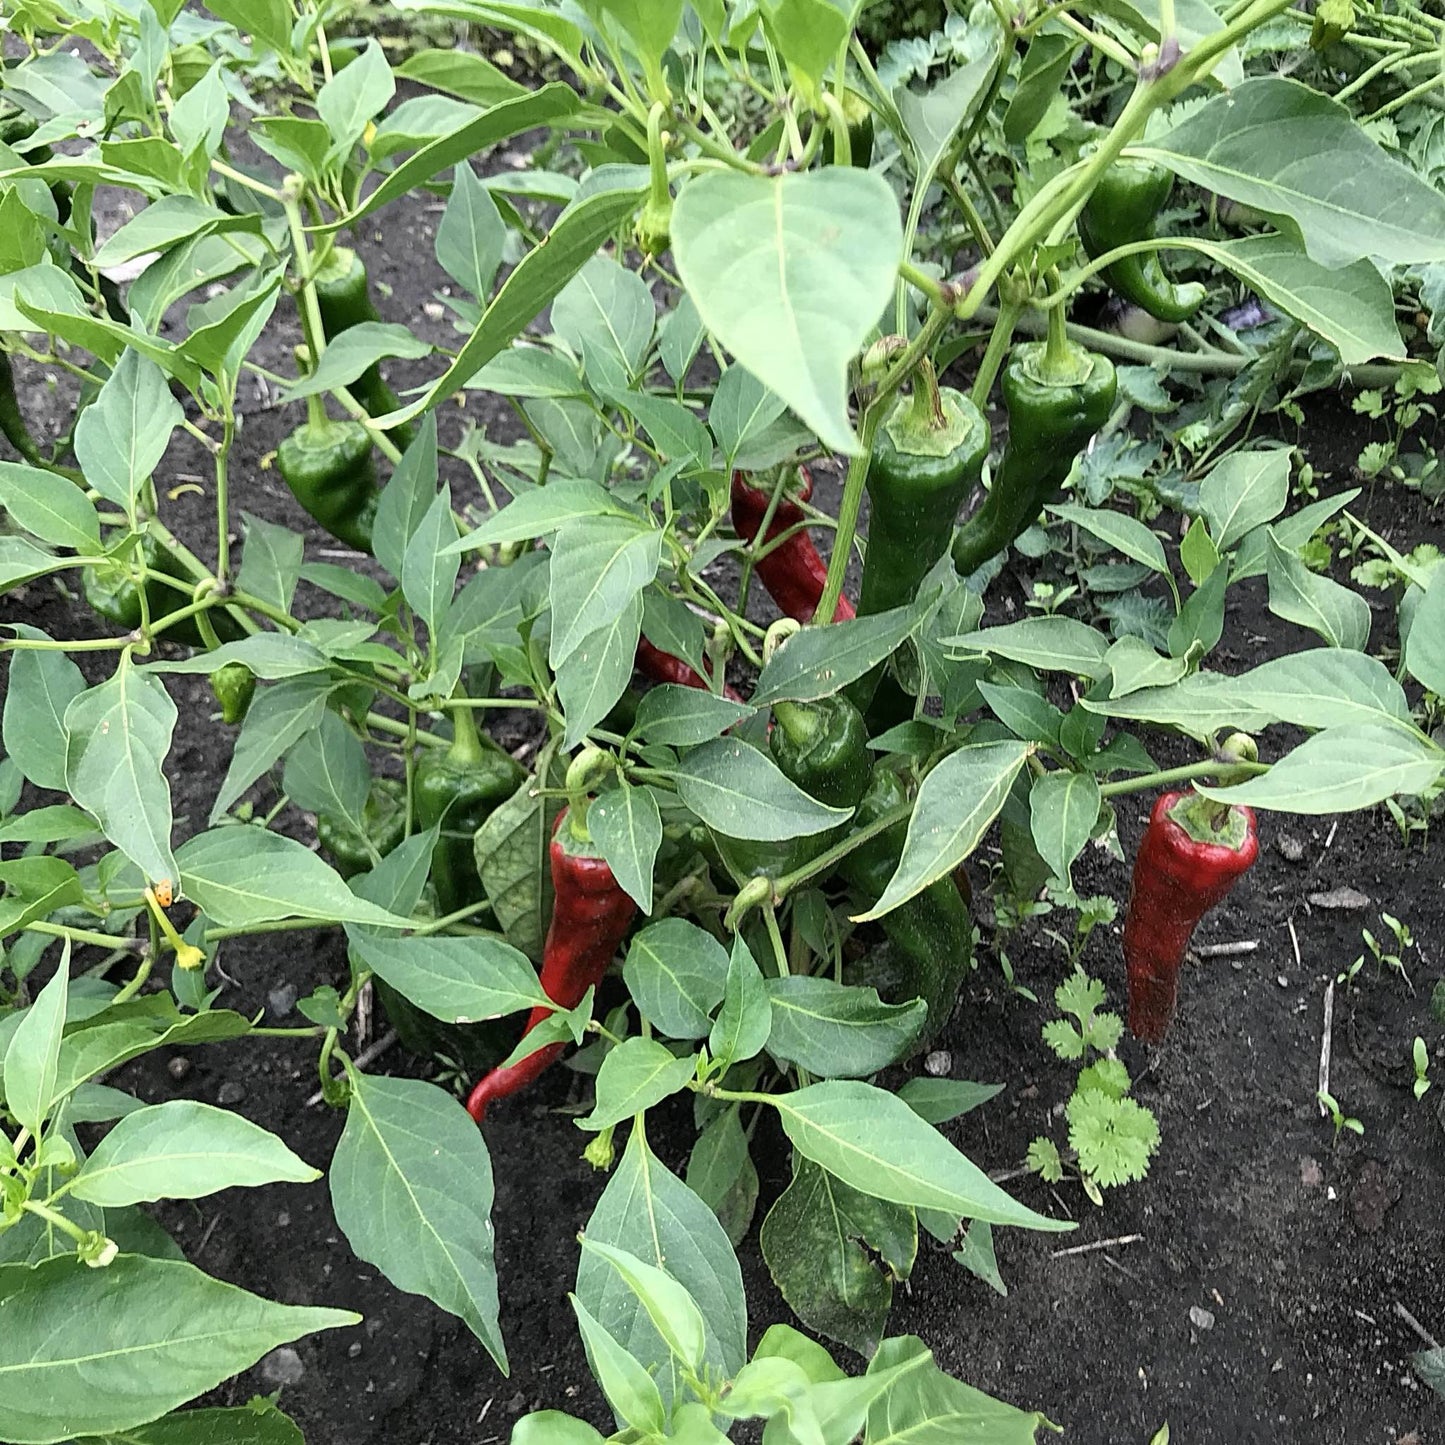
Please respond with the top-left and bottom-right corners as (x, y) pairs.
(1167, 790), (1253, 851)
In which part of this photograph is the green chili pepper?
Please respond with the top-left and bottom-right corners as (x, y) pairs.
(84, 534), (243, 646)
(210, 662), (255, 725)
(276, 414), (380, 554)
(951, 328), (1117, 581)
(317, 778), (408, 880)
(850, 359), (989, 721)
(415, 703), (527, 918)
(714, 696), (870, 882)
(837, 766), (974, 1037)
(313, 245), (415, 451)
(1078, 158), (1206, 324)
(0, 352), (41, 464)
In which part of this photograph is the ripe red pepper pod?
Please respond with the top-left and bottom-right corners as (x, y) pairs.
(466, 805), (637, 1122)
(635, 636), (743, 702)
(1123, 790), (1259, 1042)
(732, 467), (856, 623)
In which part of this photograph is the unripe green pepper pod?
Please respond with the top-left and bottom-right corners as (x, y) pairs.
(276, 411), (380, 553)
(1078, 157), (1206, 324)
(634, 102), (673, 257)
(210, 662), (256, 724)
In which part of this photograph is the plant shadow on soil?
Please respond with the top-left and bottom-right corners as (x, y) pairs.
(4, 184), (1445, 1443)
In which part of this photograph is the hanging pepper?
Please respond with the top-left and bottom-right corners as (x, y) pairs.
(1078, 158), (1206, 324)
(837, 766), (975, 1038)
(951, 321), (1117, 581)
(84, 534), (243, 646)
(414, 701), (526, 918)
(0, 353), (42, 464)
(1123, 789), (1259, 1042)
(635, 636), (743, 701)
(713, 695), (870, 884)
(210, 662), (255, 724)
(825, 88), (875, 168)
(466, 803), (637, 1122)
(312, 245), (415, 450)
(317, 778), (408, 879)
(850, 359), (989, 719)
(276, 393), (381, 554)
(634, 102), (673, 256)
(732, 469), (856, 624)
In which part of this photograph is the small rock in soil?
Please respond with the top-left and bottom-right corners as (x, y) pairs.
(1189, 1305), (1215, 1332)
(268, 982), (298, 1017)
(259, 1347), (305, 1387)
(167, 1057), (190, 1080)
(217, 1080), (245, 1106)
(1308, 885), (1371, 911)
(1350, 1157), (1402, 1234)
(1300, 1157), (1323, 1188)
(347, 1342), (363, 1359)
(1275, 833), (1306, 863)
(924, 1050), (951, 1076)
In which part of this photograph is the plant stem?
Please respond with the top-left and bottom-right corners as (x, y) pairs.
(1096, 758), (1268, 798)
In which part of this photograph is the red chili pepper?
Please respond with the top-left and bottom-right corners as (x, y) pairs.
(466, 806), (636, 1122)
(1123, 790), (1259, 1042)
(731, 468), (856, 623)
(634, 636), (743, 702)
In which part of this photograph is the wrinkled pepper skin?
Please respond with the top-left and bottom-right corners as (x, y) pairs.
(277, 418), (380, 553)
(732, 469), (856, 624)
(1079, 158), (1207, 324)
(1123, 790), (1258, 1041)
(84, 534), (243, 646)
(837, 767), (974, 1037)
(317, 778), (408, 879)
(414, 723), (527, 918)
(313, 246), (416, 450)
(466, 807), (637, 1121)
(714, 696), (870, 883)
(951, 343), (1117, 580)
(210, 662), (255, 724)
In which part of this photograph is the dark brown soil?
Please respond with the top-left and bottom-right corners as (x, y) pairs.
(2, 180), (1443, 1445)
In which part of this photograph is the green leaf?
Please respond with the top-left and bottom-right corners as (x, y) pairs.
(148, 634), (328, 681)
(674, 737), (853, 840)
(73, 350), (183, 519)
(281, 710), (369, 829)
(760, 1156), (915, 1356)
(68, 1101), (319, 1206)
(866, 1335), (1052, 1444)
(578, 1238), (706, 1371)
(576, 1125), (747, 1405)
(570, 1297), (666, 1435)
(549, 516), (662, 667)
(580, 783), (662, 915)
(209, 674), (333, 823)
(1265, 531), (1370, 649)
(90, 197), (260, 270)
(316, 38), (395, 157)
(1197, 449), (1290, 551)
(436, 161), (507, 298)
(345, 929), (549, 1021)
(1404, 571), (1445, 696)
(552, 254), (655, 393)
(897, 1077), (1004, 1125)
(634, 685), (754, 746)
(279, 322), (431, 401)
(447, 479), (628, 551)
(64, 656), (178, 889)
(672, 168), (903, 455)
(556, 596), (643, 751)
(3, 634), (84, 791)
(750, 604), (929, 705)
(3, 942), (68, 1135)
(1198, 725), (1443, 813)
(945, 616), (1110, 677)
(372, 413), (440, 582)
(1104, 635), (1191, 697)
(474, 763), (562, 963)
(764, 977), (924, 1078)
(686, 1106), (759, 1247)
(708, 365), (789, 467)
(331, 1073), (505, 1365)
(68, 1401), (306, 1444)
(177, 828), (412, 929)
(400, 484), (460, 631)
(1228, 648), (1412, 732)
(1141, 77), (1445, 268)
(577, 1036), (698, 1131)
(1048, 503), (1168, 576)
(709, 933), (772, 1071)
(773, 1081), (1070, 1229)
(622, 917), (728, 1039)
(1028, 771), (1101, 886)
(976, 681), (1062, 749)
(0, 461), (100, 550)
(236, 512), (304, 615)
(855, 742), (1030, 921)
(0, 1255), (357, 1444)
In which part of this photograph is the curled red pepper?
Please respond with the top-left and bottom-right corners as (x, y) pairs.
(1123, 790), (1259, 1042)
(635, 636), (743, 701)
(466, 806), (636, 1122)
(732, 468), (855, 624)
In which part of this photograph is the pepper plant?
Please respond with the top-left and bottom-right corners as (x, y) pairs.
(2, 0), (1445, 1439)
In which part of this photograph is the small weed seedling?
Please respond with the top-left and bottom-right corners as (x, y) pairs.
(1364, 912), (1415, 987)
(1028, 969), (1160, 1206)
(1318, 1090), (1365, 1146)
(1413, 1037), (1432, 1101)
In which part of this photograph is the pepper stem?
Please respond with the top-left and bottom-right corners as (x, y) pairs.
(296, 345), (325, 432)
(903, 357), (947, 432)
(646, 102), (669, 211)
(1030, 275), (1096, 387)
(446, 686), (485, 767)
(565, 746), (614, 840)
(771, 700), (823, 750)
